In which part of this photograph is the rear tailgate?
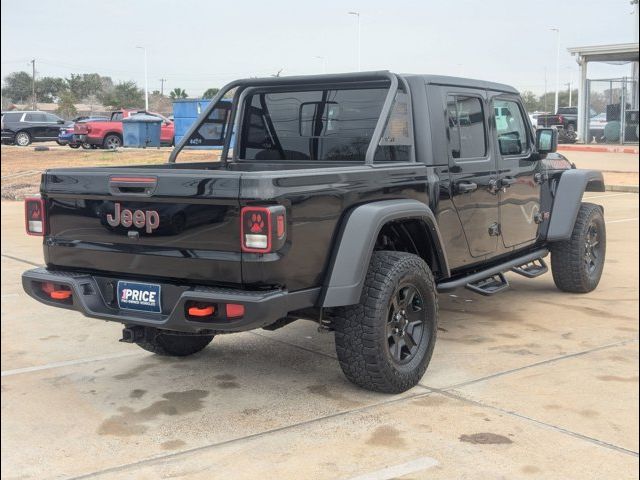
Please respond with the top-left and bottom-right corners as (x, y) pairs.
(42, 167), (242, 285)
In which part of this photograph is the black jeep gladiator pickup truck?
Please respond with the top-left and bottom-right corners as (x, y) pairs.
(22, 72), (606, 393)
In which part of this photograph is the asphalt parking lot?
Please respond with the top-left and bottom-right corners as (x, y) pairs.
(1, 192), (638, 480)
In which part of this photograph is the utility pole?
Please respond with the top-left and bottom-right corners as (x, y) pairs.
(566, 82), (572, 107)
(159, 78), (166, 96)
(31, 59), (36, 110)
(550, 27), (560, 114)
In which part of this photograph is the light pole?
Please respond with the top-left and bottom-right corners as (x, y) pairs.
(550, 27), (560, 114)
(348, 11), (361, 71)
(314, 56), (327, 74)
(565, 66), (574, 107)
(136, 46), (149, 111)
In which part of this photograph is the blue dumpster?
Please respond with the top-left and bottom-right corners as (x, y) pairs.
(122, 113), (162, 148)
(173, 98), (232, 149)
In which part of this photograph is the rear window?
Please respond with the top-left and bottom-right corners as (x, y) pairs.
(239, 87), (409, 162)
(1, 112), (22, 123)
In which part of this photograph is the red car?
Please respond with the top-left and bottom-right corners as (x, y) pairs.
(73, 110), (174, 149)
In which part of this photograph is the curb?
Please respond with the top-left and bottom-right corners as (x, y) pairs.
(605, 184), (639, 193)
(558, 145), (639, 154)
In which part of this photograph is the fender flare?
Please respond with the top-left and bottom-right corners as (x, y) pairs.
(320, 199), (449, 308)
(546, 169), (605, 242)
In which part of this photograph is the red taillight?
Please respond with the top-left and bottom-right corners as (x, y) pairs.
(240, 205), (286, 253)
(25, 197), (46, 236)
(226, 303), (245, 318)
(558, 115), (564, 123)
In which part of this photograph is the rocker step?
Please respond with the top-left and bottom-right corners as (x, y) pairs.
(465, 272), (509, 296)
(511, 258), (548, 278)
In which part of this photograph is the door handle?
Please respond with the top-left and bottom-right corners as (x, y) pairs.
(500, 177), (517, 188)
(456, 181), (478, 194)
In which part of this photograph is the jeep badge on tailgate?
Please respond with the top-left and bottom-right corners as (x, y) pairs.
(107, 203), (160, 233)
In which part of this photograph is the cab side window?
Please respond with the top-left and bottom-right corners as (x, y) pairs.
(447, 95), (486, 159)
(493, 99), (529, 156)
(25, 113), (47, 122)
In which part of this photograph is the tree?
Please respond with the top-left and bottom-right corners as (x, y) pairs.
(2, 71), (33, 103)
(37, 76), (68, 102)
(149, 92), (172, 115)
(66, 73), (113, 101)
(169, 87), (188, 99)
(521, 91), (540, 112)
(99, 81), (145, 108)
(202, 87), (220, 99)
(56, 92), (77, 119)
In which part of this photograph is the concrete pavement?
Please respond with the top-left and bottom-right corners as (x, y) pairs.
(1, 193), (638, 480)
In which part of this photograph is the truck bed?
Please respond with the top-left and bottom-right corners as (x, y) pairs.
(42, 160), (432, 291)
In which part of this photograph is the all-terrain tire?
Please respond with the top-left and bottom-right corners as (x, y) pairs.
(333, 251), (438, 394)
(550, 202), (606, 293)
(134, 328), (214, 356)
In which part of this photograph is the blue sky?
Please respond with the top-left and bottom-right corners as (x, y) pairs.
(1, 0), (637, 96)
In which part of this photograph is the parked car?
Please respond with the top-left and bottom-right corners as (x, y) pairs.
(536, 106), (578, 132)
(528, 111), (548, 128)
(588, 113), (608, 143)
(58, 117), (109, 149)
(1, 111), (72, 146)
(22, 72), (607, 394)
(73, 110), (174, 149)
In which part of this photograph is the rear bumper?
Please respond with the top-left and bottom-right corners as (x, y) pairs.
(73, 134), (102, 145)
(1, 130), (15, 142)
(22, 268), (319, 333)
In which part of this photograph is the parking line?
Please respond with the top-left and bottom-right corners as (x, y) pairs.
(434, 388), (639, 458)
(1, 351), (144, 377)
(1, 254), (43, 268)
(67, 389), (435, 480)
(345, 457), (439, 480)
(606, 217), (639, 224)
(584, 192), (635, 200)
(424, 338), (638, 393)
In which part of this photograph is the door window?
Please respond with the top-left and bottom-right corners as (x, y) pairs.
(493, 99), (529, 156)
(24, 113), (47, 122)
(447, 95), (487, 159)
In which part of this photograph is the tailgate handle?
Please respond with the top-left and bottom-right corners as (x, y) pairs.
(109, 176), (157, 196)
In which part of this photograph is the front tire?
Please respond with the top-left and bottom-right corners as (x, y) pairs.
(333, 251), (438, 393)
(14, 131), (31, 146)
(134, 327), (214, 357)
(69, 144), (81, 149)
(551, 202), (606, 293)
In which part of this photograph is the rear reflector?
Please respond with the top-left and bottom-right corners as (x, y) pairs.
(187, 305), (215, 317)
(25, 197), (46, 236)
(50, 290), (72, 300)
(41, 282), (72, 300)
(226, 304), (245, 318)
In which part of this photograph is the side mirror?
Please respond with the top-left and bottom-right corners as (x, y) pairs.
(57, 120), (65, 124)
(536, 128), (558, 155)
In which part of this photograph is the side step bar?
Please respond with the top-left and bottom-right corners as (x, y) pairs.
(436, 248), (549, 295)
(511, 258), (548, 278)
